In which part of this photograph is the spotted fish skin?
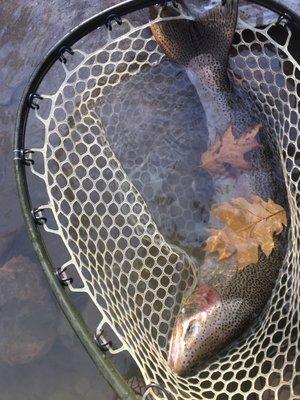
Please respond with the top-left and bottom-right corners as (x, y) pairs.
(151, 0), (288, 375)
(168, 237), (287, 375)
(150, 1), (238, 91)
(151, 0), (252, 143)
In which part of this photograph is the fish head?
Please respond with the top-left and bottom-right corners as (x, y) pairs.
(168, 285), (220, 375)
(168, 284), (251, 376)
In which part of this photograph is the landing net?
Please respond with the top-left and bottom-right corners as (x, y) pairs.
(18, 2), (299, 399)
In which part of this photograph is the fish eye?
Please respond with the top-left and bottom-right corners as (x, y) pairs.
(186, 321), (196, 335)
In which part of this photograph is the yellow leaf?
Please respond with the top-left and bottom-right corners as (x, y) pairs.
(205, 196), (287, 270)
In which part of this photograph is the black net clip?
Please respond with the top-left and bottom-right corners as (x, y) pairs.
(58, 46), (74, 64)
(276, 12), (293, 27)
(94, 329), (112, 353)
(55, 266), (74, 287)
(28, 93), (43, 110)
(14, 149), (35, 166)
(143, 383), (175, 400)
(32, 207), (47, 225)
(105, 14), (122, 31)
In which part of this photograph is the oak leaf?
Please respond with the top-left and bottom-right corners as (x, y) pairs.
(200, 124), (262, 175)
(205, 196), (287, 270)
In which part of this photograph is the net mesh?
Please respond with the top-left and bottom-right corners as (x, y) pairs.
(28, 5), (299, 399)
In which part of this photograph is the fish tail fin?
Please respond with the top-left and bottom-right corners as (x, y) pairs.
(202, 0), (239, 49)
(150, 5), (196, 66)
(150, 1), (239, 89)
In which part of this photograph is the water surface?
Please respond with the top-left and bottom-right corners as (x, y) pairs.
(0, 1), (125, 399)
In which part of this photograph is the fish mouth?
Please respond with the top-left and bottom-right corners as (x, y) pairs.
(167, 317), (184, 374)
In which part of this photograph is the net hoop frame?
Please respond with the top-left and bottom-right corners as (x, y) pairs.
(13, 1), (300, 399)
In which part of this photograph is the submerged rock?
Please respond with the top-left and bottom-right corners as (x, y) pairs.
(0, 256), (58, 365)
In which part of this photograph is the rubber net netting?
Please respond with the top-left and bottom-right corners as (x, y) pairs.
(28, 4), (299, 399)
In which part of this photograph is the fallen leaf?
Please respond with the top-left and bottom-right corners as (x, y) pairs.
(205, 196), (287, 270)
(201, 124), (262, 175)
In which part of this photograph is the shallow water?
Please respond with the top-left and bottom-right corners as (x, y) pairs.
(0, 0), (299, 399)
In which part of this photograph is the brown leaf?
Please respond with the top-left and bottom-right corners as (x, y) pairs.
(205, 196), (287, 270)
(200, 124), (262, 175)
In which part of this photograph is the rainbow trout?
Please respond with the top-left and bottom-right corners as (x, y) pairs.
(151, 0), (288, 375)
